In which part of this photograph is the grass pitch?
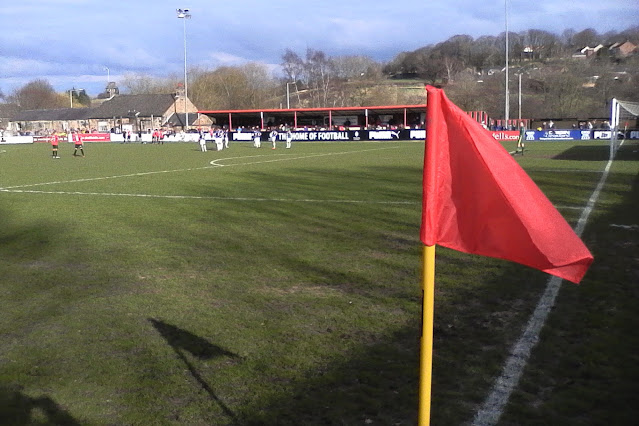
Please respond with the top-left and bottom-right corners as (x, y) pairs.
(1, 139), (638, 425)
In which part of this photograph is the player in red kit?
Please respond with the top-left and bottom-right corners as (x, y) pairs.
(51, 133), (60, 158)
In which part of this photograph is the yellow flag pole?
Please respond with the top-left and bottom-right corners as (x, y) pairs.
(419, 244), (436, 425)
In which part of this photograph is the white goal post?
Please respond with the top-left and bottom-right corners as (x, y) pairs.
(610, 98), (639, 156)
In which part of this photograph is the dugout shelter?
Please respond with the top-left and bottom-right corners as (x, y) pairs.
(198, 105), (429, 130)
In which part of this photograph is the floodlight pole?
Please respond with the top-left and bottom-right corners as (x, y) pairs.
(518, 72), (522, 121)
(69, 88), (80, 108)
(104, 66), (110, 84)
(504, 0), (510, 125)
(177, 8), (191, 130)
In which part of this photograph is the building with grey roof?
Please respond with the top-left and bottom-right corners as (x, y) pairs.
(9, 92), (208, 135)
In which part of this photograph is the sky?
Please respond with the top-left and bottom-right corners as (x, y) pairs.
(1, 0), (638, 98)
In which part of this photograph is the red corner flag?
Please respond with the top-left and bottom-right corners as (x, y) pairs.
(421, 86), (593, 283)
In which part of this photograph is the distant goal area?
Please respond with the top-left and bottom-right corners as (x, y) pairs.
(611, 98), (639, 150)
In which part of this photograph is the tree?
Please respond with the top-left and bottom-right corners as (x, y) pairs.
(542, 71), (589, 117)
(469, 36), (501, 71)
(238, 62), (278, 108)
(281, 49), (305, 84)
(8, 79), (67, 110)
(190, 64), (277, 110)
(382, 51), (412, 76)
(304, 48), (334, 107)
(68, 89), (91, 107)
(571, 28), (601, 48)
(190, 67), (248, 110)
(332, 55), (378, 80)
(436, 34), (473, 67)
(120, 73), (178, 94)
(523, 29), (560, 60)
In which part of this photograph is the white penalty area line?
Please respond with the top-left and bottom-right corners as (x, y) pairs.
(0, 166), (211, 191)
(0, 146), (400, 191)
(207, 146), (400, 168)
(472, 140), (623, 426)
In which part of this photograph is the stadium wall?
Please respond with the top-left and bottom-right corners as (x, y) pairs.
(4, 129), (639, 144)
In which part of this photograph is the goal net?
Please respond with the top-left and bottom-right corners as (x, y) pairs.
(610, 98), (639, 156)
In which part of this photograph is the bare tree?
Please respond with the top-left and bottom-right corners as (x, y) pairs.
(240, 62), (279, 108)
(305, 48), (334, 107)
(121, 73), (178, 94)
(523, 29), (560, 60)
(571, 28), (601, 48)
(281, 49), (305, 83)
(190, 64), (278, 110)
(8, 79), (67, 110)
(542, 71), (589, 117)
(190, 67), (248, 110)
(332, 55), (378, 80)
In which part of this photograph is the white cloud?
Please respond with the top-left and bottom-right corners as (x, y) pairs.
(1, 0), (638, 97)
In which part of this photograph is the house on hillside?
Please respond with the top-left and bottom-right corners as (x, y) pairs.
(572, 44), (604, 59)
(573, 41), (638, 62)
(10, 91), (208, 134)
(608, 41), (638, 60)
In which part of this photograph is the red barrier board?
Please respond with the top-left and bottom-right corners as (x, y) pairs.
(77, 133), (111, 142)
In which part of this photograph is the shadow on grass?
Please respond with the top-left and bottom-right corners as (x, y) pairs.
(149, 318), (241, 423)
(500, 148), (639, 425)
(0, 207), (87, 425)
(167, 167), (553, 424)
(128, 156), (609, 424)
(551, 143), (639, 162)
(0, 210), (56, 261)
(0, 387), (81, 425)
(239, 327), (421, 425)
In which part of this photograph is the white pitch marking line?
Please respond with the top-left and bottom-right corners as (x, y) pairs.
(210, 146), (400, 169)
(209, 152), (294, 167)
(472, 141), (623, 426)
(610, 224), (639, 230)
(554, 205), (586, 210)
(0, 146), (399, 191)
(0, 188), (417, 205)
(0, 167), (211, 190)
(528, 169), (604, 173)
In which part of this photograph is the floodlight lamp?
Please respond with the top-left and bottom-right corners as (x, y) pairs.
(176, 8), (191, 18)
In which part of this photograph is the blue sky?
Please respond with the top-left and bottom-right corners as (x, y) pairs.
(1, 0), (638, 97)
